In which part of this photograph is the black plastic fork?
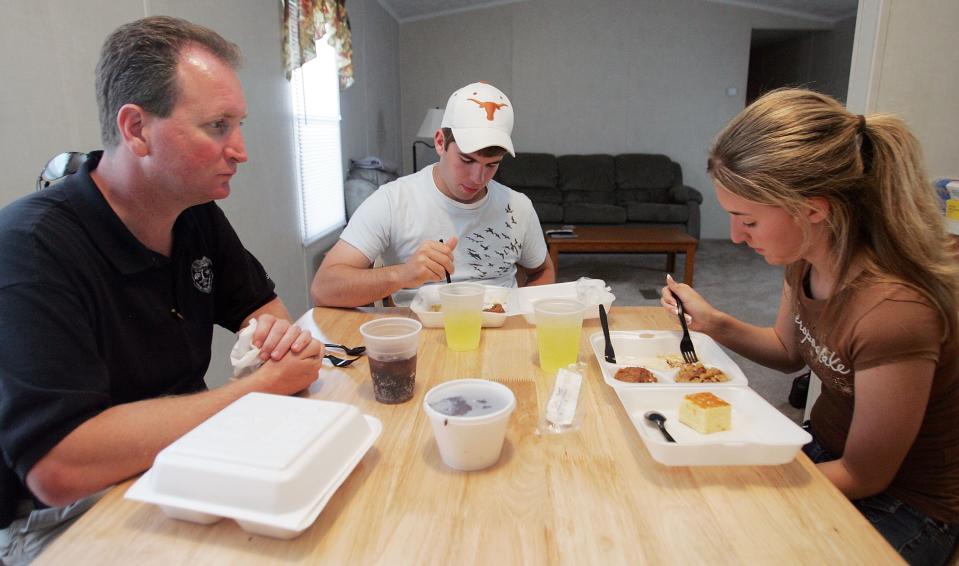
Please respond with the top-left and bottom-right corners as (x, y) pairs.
(674, 296), (699, 363)
(325, 354), (359, 367)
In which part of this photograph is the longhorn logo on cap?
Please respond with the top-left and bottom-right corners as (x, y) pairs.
(467, 98), (509, 121)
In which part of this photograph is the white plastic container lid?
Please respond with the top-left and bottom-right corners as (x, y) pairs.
(514, 281), (614, 324)
(125, 393), (381, 539)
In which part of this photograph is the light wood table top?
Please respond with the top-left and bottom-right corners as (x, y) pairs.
(36, 306), (900, 565)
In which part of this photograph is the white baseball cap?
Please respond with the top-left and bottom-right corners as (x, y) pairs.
(440, 82), (515, 156)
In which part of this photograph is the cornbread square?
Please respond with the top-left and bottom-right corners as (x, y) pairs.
(679, 392), (731, 434)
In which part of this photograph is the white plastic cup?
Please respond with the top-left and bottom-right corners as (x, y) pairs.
(359, 317), (422, 404)
(423, 379), (516, 471)
(533, 298), (586, 373)
(438, 283), (485, 351)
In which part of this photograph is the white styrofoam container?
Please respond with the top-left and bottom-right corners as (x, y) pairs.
(589, 330), (748, 389)
(617, 386), (811, 466)
(125, 393), (382, 539)
(514, 281), (615, 324)
(410, 284), (511, 328)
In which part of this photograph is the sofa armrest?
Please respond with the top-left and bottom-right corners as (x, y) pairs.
(670, 184), (703, 204)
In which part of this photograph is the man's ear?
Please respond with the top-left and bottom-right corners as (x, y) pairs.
(807, 197), (830, 224)
(116, 104), (150, 157)
(433, 129), (445, 158)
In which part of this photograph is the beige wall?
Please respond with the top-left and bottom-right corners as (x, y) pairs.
(398, 0), (840, 239)
(867, 0), (958, 179)
(0, 0), (399, 386)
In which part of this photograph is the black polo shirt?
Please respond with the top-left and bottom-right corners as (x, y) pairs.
(0, 151), (276, 526)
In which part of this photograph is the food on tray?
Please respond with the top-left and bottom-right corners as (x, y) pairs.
(616, 353), (684, 371)
(679, 392), (731, 434)
(428, 302), (505, 313)
(675, 362), (729, 383)
(663, 355), (685, 368)
(483, 302), (505, 313)
(614, 366), (658, 383)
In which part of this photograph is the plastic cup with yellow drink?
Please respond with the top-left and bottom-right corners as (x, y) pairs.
(438, 282), (485, 351)
(533, 298), (586, 373)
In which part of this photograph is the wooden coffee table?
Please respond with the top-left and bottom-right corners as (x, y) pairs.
(545, 226), (698, 285)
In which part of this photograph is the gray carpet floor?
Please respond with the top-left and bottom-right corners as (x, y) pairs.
(555, 239), (806, 423)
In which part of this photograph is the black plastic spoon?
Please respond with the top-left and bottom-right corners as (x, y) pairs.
(644, 411), (676, 443)
(324, 343), (366, 356)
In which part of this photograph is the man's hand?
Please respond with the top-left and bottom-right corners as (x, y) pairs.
(251, 312), (322, 362)
(249, 339), (325, 395)
(399, 237), (458, 288)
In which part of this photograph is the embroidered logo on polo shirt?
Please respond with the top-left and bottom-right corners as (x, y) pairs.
(191, 256), (213, 294)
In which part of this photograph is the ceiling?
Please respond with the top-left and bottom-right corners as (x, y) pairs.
(375, 0), (859, 24)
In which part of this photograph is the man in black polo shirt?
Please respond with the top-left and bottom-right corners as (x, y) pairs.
(0, 17), (324, 563)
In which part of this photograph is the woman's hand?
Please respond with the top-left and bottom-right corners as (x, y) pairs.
(660, 274), (724, 334)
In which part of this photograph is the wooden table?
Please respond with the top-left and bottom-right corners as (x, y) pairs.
(546, 226), (698, 285)
(36, 307), (900, 565)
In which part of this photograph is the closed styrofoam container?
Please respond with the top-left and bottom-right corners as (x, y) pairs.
(617, 386), (810, 466)
(125, 393), (381, 539)
(410, 284), (512, 328)
(589, 330), (748, 388)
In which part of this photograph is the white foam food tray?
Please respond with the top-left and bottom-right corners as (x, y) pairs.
(125, 393), (382, 539)
(514, 281), (615, 324)
(617, 386), (811, 466)
(589, 330), (748, 389)
(410, 284), (512, 328)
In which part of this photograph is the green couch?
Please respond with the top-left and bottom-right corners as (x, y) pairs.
(493, 153), (702, 239)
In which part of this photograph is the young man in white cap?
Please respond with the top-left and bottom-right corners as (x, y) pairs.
(311, 82), (555, 307)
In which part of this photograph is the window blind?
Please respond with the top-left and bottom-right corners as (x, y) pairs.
(290, 42), (345, 243)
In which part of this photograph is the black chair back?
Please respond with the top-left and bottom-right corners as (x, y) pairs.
(36, 152), (88, 191)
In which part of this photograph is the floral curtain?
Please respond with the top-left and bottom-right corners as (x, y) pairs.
(282, 0), (354, 89)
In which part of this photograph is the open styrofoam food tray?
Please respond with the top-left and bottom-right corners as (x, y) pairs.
(410, 284), (512, 328)
(514, 281), (615, 324)
(617, 386), (811, 466)
(589, 330), (748, 388)
(125, 393), (382, 539)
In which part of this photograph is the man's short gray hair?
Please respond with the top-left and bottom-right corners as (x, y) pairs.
(94, 16), (241, 147)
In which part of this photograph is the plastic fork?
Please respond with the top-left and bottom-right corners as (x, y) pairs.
(674, 296), (699, 363)
(325, 354), (359, 368)
(324, 343), (366, 356)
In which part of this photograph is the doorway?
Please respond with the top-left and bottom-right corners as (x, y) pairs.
(746, 17), (857, 106)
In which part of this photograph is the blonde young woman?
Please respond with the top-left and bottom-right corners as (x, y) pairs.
(662, 89), (959, 565)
